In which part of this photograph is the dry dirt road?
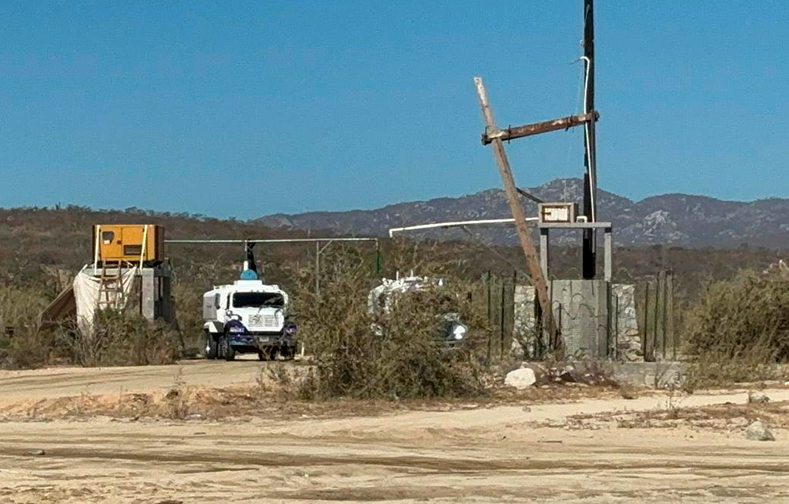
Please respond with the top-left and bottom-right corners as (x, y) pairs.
(1, 361), (788, 503)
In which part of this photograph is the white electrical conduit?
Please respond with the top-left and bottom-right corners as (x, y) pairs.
(388, 217), (538, 238)
(580, 55), (597, 223)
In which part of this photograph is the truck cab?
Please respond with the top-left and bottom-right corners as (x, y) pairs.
(203, 279), (297, 361)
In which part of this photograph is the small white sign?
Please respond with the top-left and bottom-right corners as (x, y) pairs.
(543, 207), (569, 222)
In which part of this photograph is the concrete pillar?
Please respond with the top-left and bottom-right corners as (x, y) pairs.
(549, 279), (610, 358)
(141, 268), (155, 321)
(539, 228), (549, 279)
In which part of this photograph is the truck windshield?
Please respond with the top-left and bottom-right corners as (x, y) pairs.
(232, 292), (284, 308)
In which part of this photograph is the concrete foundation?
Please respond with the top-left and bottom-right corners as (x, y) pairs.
(518, 360), (687, 389)
(604, 361), (686, 388)
(514, 281), (642, 361)
(610, 284), (642, 360)
(552, 279), (609, 358)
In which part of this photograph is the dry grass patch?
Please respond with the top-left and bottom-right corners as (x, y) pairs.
(683, 269), (789, 388)
(0, 378), (623, 423)
(566, 399), (789, 433)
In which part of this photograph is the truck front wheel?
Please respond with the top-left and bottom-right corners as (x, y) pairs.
(204, 331), (218, 360)
(219, 333), (235, 361)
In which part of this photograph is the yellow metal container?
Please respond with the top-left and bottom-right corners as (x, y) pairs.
(92, 224), (165, 265)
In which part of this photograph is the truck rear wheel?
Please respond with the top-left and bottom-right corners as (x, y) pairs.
(204, 331), (217, 360)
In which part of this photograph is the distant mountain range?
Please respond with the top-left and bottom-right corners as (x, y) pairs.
(257, 178), (789, 248)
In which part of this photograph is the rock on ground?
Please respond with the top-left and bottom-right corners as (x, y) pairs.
(748, 392), (770, 404)
(744, 421), (775, 441)
(505, 368), (537, 389)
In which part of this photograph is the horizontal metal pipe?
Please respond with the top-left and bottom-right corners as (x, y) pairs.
(166, 237), (378, 244)
(389, 217), (537, 238)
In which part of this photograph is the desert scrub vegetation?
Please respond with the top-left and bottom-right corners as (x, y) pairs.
(292, 246), (486, 400)
(3, 204), (789, 387)
(683, 269), (789, 386)
(0, 285), (57, 369)
(61, 309), (181, 367)
(0, 282), (181, 368)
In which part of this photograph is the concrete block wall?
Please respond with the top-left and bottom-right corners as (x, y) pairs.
(513, 281), (643, 361)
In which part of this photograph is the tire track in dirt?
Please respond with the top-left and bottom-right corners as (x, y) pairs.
(2, 443), (789, 474)
(2, 423), (789, 503)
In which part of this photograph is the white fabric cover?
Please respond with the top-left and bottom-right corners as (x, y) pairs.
(73, 266), (138, 335)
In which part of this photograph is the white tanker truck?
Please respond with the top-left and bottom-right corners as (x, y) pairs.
(202, 243), (297, 361)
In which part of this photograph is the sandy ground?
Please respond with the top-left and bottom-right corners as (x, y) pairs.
(1, 361), (789, 503)
(0, 357), (274, 403)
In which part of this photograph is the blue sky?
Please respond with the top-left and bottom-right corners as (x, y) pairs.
(0, 1), (786, 218)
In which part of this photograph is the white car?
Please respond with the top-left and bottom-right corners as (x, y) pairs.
(368, 275), (468, 346)
(203, 279), (297, 361)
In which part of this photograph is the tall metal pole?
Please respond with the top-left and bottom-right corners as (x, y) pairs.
(582, 0), (598, 279)
(499, 279), (506, 358)
(315, 241), (320, 298)
(375, 240), (381, 275)
(661, 271), (669, 359)
(652, 279), (659, 361)
(642, 283), (649, 359)
(486, 270), (492, 362)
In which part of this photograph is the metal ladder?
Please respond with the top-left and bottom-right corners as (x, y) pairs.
(95, 264), (125, 311)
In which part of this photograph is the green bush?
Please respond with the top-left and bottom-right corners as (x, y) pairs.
(294, 247), (485, 400)
(685, 270), (789, 361)
(682, 269), (789, 387)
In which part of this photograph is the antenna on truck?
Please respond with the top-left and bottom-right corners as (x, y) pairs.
(240, 240), (259, 280)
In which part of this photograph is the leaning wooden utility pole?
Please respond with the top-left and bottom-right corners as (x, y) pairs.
(474, 77), (559, 348)
(581, 0), (598, 279)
